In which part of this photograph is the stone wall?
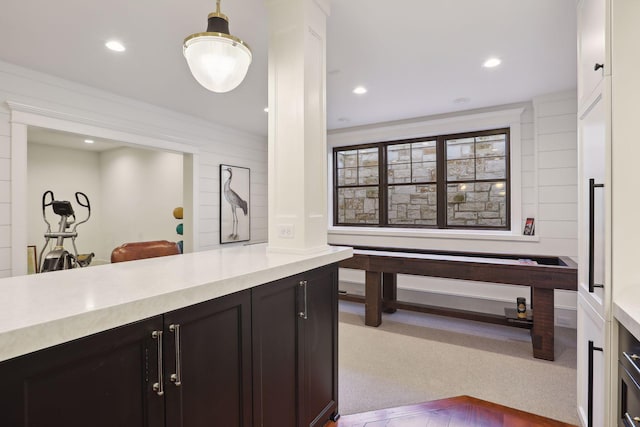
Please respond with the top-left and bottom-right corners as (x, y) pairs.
(446, 182), (507, 226)
(388, 184), (437, 225)
(337, 187), (379, 224)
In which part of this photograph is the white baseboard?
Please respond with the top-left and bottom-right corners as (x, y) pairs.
(339, 280), (577, 329)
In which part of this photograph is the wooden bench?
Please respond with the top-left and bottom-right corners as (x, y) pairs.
(338, 246), (577, 361)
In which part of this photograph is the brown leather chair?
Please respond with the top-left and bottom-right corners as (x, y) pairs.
(111, 240), (180, 263)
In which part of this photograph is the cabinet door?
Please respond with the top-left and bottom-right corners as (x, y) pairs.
(578, 94), (608, 316)
(163, 290), (252, 427)
(0, 315), (165, 427)
(300, 264), (339, 427)
(578, 0), (606, 105)
(252, 273), (301, 427)
(252, 265), (339, 427)
(577, 293), (605, 427)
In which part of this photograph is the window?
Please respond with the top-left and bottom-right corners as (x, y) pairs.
(333, 128), (510, 230)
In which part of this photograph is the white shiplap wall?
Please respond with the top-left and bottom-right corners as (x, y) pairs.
(329, 90), (578, 320)
(0, 60), (267, 278)
(534, 91), (579, 256)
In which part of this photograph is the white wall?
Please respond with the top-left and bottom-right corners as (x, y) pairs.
(0, 59), (268, 278)
(100, 147), (183, 260)
(329, 90), (578, 322)
(27, 144), (183, 265)
(27, 143), (102, 262)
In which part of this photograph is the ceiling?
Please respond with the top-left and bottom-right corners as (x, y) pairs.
(28, 127), (125, 152)
(0, 0), (576, 138)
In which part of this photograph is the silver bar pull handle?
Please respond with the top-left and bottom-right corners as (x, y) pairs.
(625, 413), (640, 425)
(152, 330), (164, 396)
(298, 280), (308, 319)
(623, 352), (640, 377)
(169, 324), (182, 386)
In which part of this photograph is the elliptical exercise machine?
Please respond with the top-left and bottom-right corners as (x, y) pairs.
(38, 190), (95, 273)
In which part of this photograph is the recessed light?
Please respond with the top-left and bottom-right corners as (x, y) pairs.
(105, 40), (126, 52)
(84, 139), (94, 144)
(263, 107), (269, 113)
(353, 86), (367, 95)
(483, 57), (501, 68)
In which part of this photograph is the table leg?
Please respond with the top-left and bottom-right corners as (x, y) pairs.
(365, 271), (382, 327)
(531, 287), (555, 361)
(382, 273), (397, 314)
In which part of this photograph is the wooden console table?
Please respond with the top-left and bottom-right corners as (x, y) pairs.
(338, 246), (577, 361)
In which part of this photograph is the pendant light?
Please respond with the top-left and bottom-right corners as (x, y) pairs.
(183, 0), (252, 93)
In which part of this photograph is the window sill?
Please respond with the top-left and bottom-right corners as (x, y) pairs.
(328, 226), (540, 242)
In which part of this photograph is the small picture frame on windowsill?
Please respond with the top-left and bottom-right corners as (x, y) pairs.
(523, 218), (535, 236)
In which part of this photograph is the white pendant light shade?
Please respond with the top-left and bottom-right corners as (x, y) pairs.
(183, 0), (252, 93)
(184, 35), (252, 93)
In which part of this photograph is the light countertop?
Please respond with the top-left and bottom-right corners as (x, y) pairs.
(615, 289), (640, 341)
(0, 243), (352, 363)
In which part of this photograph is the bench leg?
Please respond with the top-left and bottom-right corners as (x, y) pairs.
(382, 272), (397, 313)
(365, 271), (382, 327)
(531, 287), (555, 361)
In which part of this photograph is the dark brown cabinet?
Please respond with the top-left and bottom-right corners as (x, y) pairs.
(0, 315), (165, 427)
(252, 264), (339, 427)
(0, 264), (338, 427)
(0, 290), (252, 427)
(163, 289), (252, 427)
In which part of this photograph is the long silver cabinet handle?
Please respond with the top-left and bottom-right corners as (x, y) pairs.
(298, 280), (308, 319)
(169, 324), (182, 386)
(625, 412), (640, 425)
(624, 352), (640, 377)
(151, 330), (164, 396)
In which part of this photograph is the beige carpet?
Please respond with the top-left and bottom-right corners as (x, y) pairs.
(338, 301), (578, 425)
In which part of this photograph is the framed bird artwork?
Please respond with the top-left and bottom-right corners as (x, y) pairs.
(219, 164), (251, 244)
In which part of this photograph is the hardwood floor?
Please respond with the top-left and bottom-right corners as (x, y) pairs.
(327, 395), (577, 427)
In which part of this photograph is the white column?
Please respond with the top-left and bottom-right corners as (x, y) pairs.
(266, 0), (330, 254)
(10, 121), (28, 275)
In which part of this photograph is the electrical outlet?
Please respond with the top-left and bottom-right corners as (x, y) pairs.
(277, 224), (295, 239)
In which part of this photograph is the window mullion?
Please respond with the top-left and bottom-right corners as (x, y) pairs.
(436, 136), (446, 228)
(379, 144), (387, 226)
(333, 150), (338, 226)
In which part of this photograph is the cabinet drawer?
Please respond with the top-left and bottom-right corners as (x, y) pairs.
(619, 363), (640, 427)
(619, 326), (640, 379)
(619, 325), (640, 426)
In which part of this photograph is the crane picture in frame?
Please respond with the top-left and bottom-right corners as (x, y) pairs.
(220, 164), (251, 244)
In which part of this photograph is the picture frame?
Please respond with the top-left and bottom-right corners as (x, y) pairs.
(523, 217), (535, 236)
(27, 245), (38, 274)
(220, 164), (251, 244)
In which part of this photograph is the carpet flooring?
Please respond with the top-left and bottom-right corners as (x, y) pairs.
(337, 301), (579, 425)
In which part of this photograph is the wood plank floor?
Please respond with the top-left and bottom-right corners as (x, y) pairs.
(327, 396), (577, 427)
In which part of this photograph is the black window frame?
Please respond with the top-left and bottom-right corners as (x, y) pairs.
(333, 128), (511, 231)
